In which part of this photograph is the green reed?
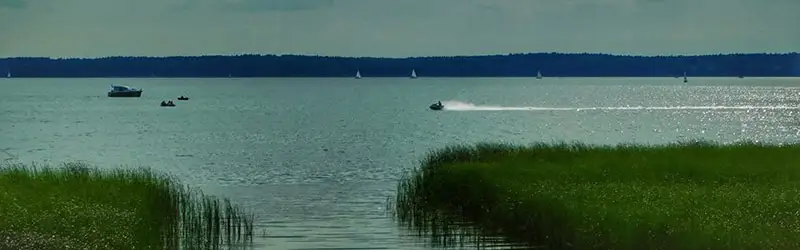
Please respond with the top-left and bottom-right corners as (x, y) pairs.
(392, 140), (800, 250)
(0, 161), (255, 249)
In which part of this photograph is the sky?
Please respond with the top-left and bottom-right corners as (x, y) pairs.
(0, 0), (798, 58)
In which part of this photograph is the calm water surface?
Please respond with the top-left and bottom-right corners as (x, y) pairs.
(2, 77), (800, 249)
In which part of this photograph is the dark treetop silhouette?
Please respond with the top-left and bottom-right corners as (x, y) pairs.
(2, 52), (798, 78)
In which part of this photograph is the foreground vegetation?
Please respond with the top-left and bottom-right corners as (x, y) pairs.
(0, 162), (254, 249)
(393, 141), (800, 250)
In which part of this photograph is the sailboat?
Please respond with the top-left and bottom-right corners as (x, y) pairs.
(683, 71), (688, 83)
(6, 71), (10, 78)
(536, 70), (542, 79)
(355, 70), (362, 79)
(410, 69), (417, 79)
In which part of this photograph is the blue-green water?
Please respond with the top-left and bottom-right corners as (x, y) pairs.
(2, 77), (800, 249)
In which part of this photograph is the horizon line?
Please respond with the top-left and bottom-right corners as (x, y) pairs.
(4, 76), (799, 79)
(2, 51), (799, 60)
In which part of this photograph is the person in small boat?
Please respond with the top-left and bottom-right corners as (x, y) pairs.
(437, 101), (442, 106)
(161, 101), (167, 106)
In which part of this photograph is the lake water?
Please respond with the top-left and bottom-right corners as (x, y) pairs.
(2, 77), (800, 249)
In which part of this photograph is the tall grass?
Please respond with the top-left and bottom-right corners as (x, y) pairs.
(392, 141), (800, 250)
(0, 161), (254, 249)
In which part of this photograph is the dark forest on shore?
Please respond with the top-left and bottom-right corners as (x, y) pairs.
(2, 52), (799, 78)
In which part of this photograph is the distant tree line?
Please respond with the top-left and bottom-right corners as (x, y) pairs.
(1, 52), (798, 78)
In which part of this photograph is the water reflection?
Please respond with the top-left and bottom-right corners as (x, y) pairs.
(389, 197), (536, 250)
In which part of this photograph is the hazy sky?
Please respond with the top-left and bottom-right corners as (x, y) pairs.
(1, 0), (798, 58)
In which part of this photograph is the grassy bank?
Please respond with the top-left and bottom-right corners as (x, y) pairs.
(0, 162), (254, 249)
(393, 141), (800, 250)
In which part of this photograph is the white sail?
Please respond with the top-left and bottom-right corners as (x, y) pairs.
(355, 70), (362, 79)
(536, 70), (542, 79)
(411, 69), (417, 78)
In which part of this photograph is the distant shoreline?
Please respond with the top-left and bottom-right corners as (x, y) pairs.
(3, 51), (798, 59)
(2, 52), (798, 77)
(2, 76), (799, 79)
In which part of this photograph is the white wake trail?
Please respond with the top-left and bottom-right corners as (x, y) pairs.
(439, 100), (800, 111)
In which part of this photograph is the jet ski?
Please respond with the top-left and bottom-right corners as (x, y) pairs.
(429, 101), (444, 111)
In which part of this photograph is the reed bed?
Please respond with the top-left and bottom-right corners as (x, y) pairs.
(0, 161), (254, 249)
(392, 141), (800, 250)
